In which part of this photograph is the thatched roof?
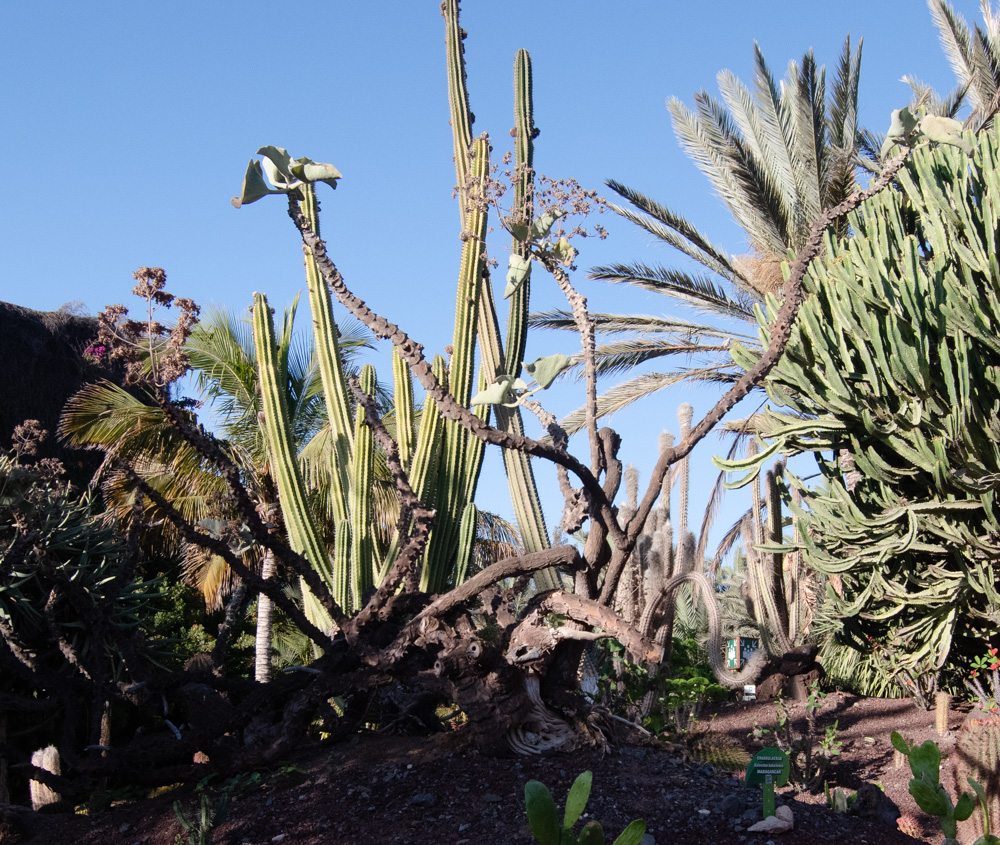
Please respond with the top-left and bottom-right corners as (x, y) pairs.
(0, 301), (119, 487)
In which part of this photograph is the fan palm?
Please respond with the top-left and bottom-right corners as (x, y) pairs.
(60, 300), (378, 681)
(532, 36), (865, 432)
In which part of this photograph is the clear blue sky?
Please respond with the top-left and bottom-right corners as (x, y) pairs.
(0, 1), (980, 556)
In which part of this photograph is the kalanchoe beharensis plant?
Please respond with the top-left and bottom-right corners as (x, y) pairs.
(4, 0), (913, 804)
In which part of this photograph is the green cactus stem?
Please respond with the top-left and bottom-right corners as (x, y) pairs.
(252, 292), (334, 633)
(349, 364), (377, 610)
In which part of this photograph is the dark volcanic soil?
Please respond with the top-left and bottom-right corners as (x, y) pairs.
(2, 692), (973, 845)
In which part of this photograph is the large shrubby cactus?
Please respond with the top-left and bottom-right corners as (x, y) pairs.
(723, 122), (1000, 685)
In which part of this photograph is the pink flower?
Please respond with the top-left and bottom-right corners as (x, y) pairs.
(972, 670), (979, 677)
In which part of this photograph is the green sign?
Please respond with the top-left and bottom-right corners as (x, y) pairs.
(745, 747), (789, 818)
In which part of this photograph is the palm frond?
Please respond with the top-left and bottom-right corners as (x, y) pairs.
(589, 262), (757, 322)
(603, 181), (743, 284)
(718, 43), (802, 237)
(788, 52), (828, 231)
(929, 0), (982, 107)
(558, 366), (745, 434)
(587, 337), (735, 378)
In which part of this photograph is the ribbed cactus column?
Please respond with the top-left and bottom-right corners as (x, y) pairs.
(349, 364), (377, 610)
(252, 292), (334, 633)
(300, 183), (353, 528)
(442, 0), (557, 591)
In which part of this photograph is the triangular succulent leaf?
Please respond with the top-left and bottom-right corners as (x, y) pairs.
(505, 253), (532, 298)
(524, 353), (572, 388)
(232, 159), (278, 208)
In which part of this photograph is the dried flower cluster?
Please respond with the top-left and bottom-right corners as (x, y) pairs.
(96, 267), (200, 388)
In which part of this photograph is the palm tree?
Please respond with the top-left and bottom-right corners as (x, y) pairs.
(531, 36), (865, 432)
(928, 0), (1000, 125)
(60, 300), (377, 682)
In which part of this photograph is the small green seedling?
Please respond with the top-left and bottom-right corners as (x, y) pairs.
(524, 770), (645, 845)
(891, 731), (1000, 845)
(745, 747), (790, 819)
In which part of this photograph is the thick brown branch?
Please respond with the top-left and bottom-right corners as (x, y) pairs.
(615, 149), (912, 581)
(286, 197), (624, 543)
(510, 591), (662, 664)
(412, 545), (582, 625)
(123, 468), (337, 651)
(346, 380), (434, 634)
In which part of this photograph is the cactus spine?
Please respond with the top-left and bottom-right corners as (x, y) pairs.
(252, 292), (334, 633)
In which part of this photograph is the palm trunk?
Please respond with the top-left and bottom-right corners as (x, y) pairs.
(255, 549), (277, 683)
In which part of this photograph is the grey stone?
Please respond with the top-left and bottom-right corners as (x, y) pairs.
(411, 792), (436, 808)
(640, 835), (655, 845)
(482, 793), (502, 803)
(720, 794), (745, 818)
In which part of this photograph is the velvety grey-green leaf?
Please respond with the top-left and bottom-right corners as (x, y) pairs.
(918, 115), (974, 153)
(505, 253), (532, 299)
(530, 209), (565, 239)
(256, 145), (295, 186)
(471, 375), (514, 406)
(886, 107), (918, 140)
(552, 236), (577, 267)
(231, 159), (276, 208)
(509, 222), (531, 242)
(292, 159), (344, 186)
(524, 353), (572, 389)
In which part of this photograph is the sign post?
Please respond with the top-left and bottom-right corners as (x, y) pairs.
(745, 747), (790, 818)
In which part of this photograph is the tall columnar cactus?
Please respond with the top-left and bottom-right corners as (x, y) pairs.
(348, 364), (377, 610)
(235, 0), (561, 609)
(252, 292), (334, 633)
(439, 1), (559, 591)
(739, 452), (812, 660)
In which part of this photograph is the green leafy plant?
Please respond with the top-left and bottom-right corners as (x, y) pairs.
(891, 731), (999, 845)
(968, 646), (1000, 715)
(173, 790), (230, 845)
(751, 682), (840, 792)
(524, 770), (645, 845)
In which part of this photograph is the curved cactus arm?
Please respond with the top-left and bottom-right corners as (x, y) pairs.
(252, 291), (335, 633)
(301, 183), (353, 526)
(639, 571), (767, 689)
(349, 364), (377, 609)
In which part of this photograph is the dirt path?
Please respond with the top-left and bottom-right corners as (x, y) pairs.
(3, 693), (971, 844)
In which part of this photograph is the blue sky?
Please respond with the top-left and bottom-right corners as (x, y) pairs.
(0, 1), (982, 555)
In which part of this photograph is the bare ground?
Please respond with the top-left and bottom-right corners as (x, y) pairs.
(2, 692), (974, 845)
